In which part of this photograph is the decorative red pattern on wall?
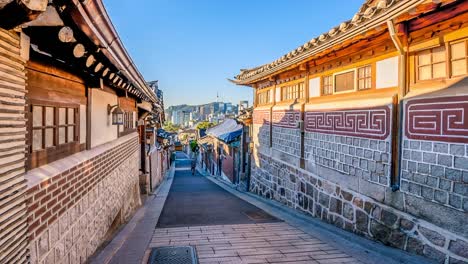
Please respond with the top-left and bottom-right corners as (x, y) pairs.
(253, 110), (271, 125)
(272, 110), (301, 128)
(304, 106), (391, 140)
(405, 96), (468, 143)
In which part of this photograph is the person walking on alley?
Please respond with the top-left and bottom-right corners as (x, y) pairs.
(191, 158), (196, 175)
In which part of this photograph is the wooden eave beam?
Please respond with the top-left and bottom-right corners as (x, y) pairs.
(394, 0), (460, 25)
(236, 26), (389, 86)
(237, 28), (390, 86)
(0, 0), (47, 29)
(407, 0), (468, 32)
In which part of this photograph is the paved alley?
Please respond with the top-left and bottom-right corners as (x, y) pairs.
(94, 152), (431, 264)
(152, 152), (360, 263)
(157, 156), (279, 228)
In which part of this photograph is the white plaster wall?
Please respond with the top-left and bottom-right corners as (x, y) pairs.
(91, 89), (117, 148)
(376, 56), (398, 89)
(309, 77), (321, 97)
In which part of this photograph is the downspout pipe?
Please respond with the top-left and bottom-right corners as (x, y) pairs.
(387, 19), (407, 192)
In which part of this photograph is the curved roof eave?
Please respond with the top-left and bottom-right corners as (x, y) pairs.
(70, 0), (158, 103)
(232, 0), (427, 85)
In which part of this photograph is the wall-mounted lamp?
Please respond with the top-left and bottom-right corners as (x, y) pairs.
(108, 104), (124, 125)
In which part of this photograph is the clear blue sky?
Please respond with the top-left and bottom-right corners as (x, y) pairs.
(104, 0), (364, 107)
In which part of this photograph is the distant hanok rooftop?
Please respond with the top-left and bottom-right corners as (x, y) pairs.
(231, 0), (460, 85)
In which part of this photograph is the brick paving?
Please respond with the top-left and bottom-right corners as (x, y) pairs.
(150, 222), (362, 264)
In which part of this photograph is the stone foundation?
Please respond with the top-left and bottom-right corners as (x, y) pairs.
(250, 153), (468, 263)
(25, 133), (141, 264)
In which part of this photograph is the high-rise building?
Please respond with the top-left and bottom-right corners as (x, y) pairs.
(238, 101), (249, 115)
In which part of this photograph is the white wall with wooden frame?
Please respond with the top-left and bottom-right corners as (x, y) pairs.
(407, 25), (468, 96)
(90, 88), (118, 148)
(26, 60), (87, 169)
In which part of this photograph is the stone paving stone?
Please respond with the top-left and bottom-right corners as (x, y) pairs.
(151, 222), (360, 264)
(102, 152), (428, 264)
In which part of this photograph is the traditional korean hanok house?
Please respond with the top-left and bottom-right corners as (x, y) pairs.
(204, 119), (243, 184)
(198, 135), (214, 173)
(138, 91), (169, 195)
(236, 107), (253, 191)
(231, 0), (468, 262)
(0, 0), (164, 263)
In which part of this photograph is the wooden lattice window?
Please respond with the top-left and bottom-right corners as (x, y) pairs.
(322, 75), (333, 95)
(120, 111), (136, 137)
(416, 46), (446, 81)
(334, 70), (355, 93)
(29, 101), (80, 169)
(281, 82), (304, 101)
(357, 65), (372, 90)
(257, 90), (270, 105)
(124, 112), (134, 130)
(450, 40), (468, 77)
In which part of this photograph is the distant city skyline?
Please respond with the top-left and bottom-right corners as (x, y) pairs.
(103, 0), (364, 107)
(165, 100), (245, 110)
(166, 101), (243, 127)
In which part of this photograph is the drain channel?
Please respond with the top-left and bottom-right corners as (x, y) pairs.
(148, 246), (198, 264)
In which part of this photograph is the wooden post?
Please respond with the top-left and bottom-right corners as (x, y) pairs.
(86, 86), (92, 150)
(300, 69), (309, 169)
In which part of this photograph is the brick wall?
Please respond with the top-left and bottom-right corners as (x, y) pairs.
(26, 133), (141, 264)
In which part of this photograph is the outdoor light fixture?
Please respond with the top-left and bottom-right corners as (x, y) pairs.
(108, 104), (124, 125)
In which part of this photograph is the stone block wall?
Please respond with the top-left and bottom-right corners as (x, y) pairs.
(256, 125), (270, 149)
(400, 94), (468, 243)
(250, 153), (468, 263)
(400, 139), (467, 211)
(25, 133), (141, 264)
(252, 109), (271, 152)
(250, 101), (468, 263)
(305, 132), (391, 186)
(304, 105), (392, 187)
(272, 126), (301, 157)
(271, 110), (301, 164)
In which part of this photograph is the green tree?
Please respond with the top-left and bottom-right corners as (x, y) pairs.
(163, 122), (180, 133)
(179, 134), (188, 141)
(189, 140), (199, 153)
(196, 121), (214, 130)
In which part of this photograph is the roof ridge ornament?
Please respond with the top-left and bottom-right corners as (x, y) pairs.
(363, 6), (377, 18)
